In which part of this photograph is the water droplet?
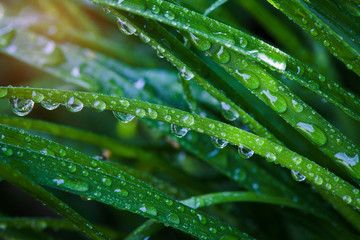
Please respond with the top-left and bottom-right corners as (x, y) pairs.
(291, 99), (303, 113)
(292, 156), (303, 165)
(196, 213), (207, 224)
(41, 100), (60, 110)
(139, 33), (151, 43)
(31, 91), (45, 103)
(167, 213), (180, 224)
(164, 11), (175, 20)
(291, 170), (306, 182)
(334, 152), (359, 167)
(151, 4), (160, 14)
(135, 108), (146, 118)
(265, 152), (276, 162)
(181, 114), (195, 127)
(213, 46), (230, 64)
(101, 177), (112, 187)
(147, 108), (158, 119)
(310, 28), (318, 36)
(255, 51), (287, 71)
(0, 29), (15, 48)
(343, 195), (352, 204)
(179, 67), (195, 81)
(93, 100), (106, 112)
(0, 88), (8, 98)
(68, 164), (77, 173)
(260, 90), (287, 113)
(238, 36), (247, 48)
(54, 178), (89, 192)
(220, 102), (239, 121)
(120, 99), (130, 108)
(234, 70), (260, 90)
(113, 111), (135, 123)
(188, 33), (211, 51)
(114, 188), (129, 196)
(209, 227), (217, 233)
(164, 115), (172, 121)
(211, 136), (228, 149)
(314, 175), (323, 185)
(296, 122), (327, 146)
(42, 43), (66, 67)
(9, 98), (34, 116)
(1, 147), (13, 157)
(238, 144), (254, 159)
(139, 204), (157, 216)
(117, 18), (137, 35)
(171, 124), (189, 138)
(66, 97), (83, 113)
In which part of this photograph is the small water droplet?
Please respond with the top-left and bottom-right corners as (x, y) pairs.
(291, 170), (306, 182)
(31, 91), (45, 103)
(211, 136), (228, 149)
(164, 10), (175, 20)
(9, 98), (34, 116)
(135, 108), (146, 118)
(234, 70), (260, 90)
(147, 108), (158, 119)
(93, 100), (106, 112)
(214, 46), (230, 64)
(209, 227), (217, 233)
(66, 97), (83, 113)
(314, 175), (323, 185)
(254, 51), (287, 71)
(181, 114), (195, 127)
(310, 28), (318, 36)
(291, 99), (303, 113)
(151, 4), (160, 14)
(334, 152), (359, 167)
(167, 213), (180, 224)
(296, 122), (327, 146)
(114, 188), (129, 196)
(343, 195), (352, 204)
(117, 18), (137, 35)
(238, 144), (254, 159)
(42, 43), (66, 66)
(171, 124), (189, 138)
(179, 67), (195, 81)
(292, 156), (303, 165)
(188, 33), (211, 51)
(265, 152), (276, 162)
(113, 111), (135, 123)
(139, 33), (151, 43)
(41, 100), (60, 110)
(261, 90), (287, 113)
(238, 36), (248, 48)
(139, 204), (157, 216)
(1, 147), (13, 157)
(220, 102), (239, 121)
(101, 177), (112, 187)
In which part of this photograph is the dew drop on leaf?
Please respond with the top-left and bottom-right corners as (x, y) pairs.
(41, 100), (60, 110)
(163, 10), (175, 20)
(296, 122), (327, 146)
(211, 136), (228, 149)
(220, 102), (239, 121)
(260, 90), (287, 113)
(179, 67), (195, 81)
(171, 124), (189, 138)
(114, 188), (129, 197)
(117, 18), (137, 35)
(213, 46), (230, 64)
(181, 114), (195, 127)
(9, 98), (34, 116)
(254, 51), (287, 71)
(1, 146), (13, 157)
(343, 195), (352, 204)
(101, 177), (112, 187)
(113, 111), (135, 123)
(135, 108), (146, 118)
(66, 97), (83, 113)
(291, 170), (306, 182)
(291, 99), (303, 113)
(234, 70), (260, 90)
(188, 33), (211, 51)
(314, 175), (323, 185)
(150, 5), (160, 14)
(238, 144), (254, 159)
(265, 152), (276, 162)
(147, 108), (158, 119)
(68, 164), (77, 173)
(93, 100), (106, 112)
(31, 91), (45, 103)
(139, 204), (157, 216)
(238, 36), (248, 48)
(167, 213), (180, 224)
(42, 42), (66, 67)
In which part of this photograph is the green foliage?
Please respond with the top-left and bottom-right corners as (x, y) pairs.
(0, 0), (360, 239)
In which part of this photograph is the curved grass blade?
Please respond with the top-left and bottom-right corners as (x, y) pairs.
(1, 86), (360, 211)
(204, 0), (228, 16)
(265, 0), (360, 75)
(92, 0), (360, 121)
(107, 8), (280, 144)
(0, 135), (254, 240)
(0, 161), (109, 240)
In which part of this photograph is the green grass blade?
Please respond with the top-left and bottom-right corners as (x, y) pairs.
(1, 86), (359, 211)
(265, 0), (360, 75)
(0, 162), (108, 240)
(92, 0), (360, 121)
